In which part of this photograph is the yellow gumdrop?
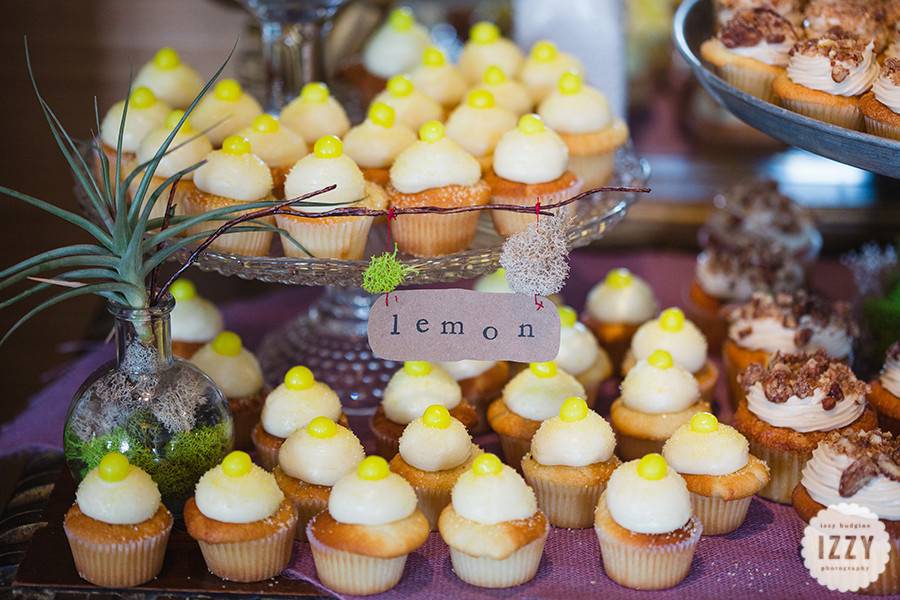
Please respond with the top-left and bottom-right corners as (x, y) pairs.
(129, 86), (157, 109)
(472, 453), (503, 476)
(389, 7), (415, 32)
(211, 331), (242, 356)
(647, 349), (673, 370)
(252, 113), (280, 134)
(169, 278), (196, 302)
(422, 45), (446, 67)
(300, 82), (330, 103)
(557, 305), (577, 328)
(368, 102), (396, 128)
(690, 412), (719, 433)
(659, 307), (685, 332)
(98, 452), (130, 482)
(559, 397), (588, 422)
(637, 453), (667, 480)
(214, 78), (243, 101)
(518, 113), (545, 135)
(222, 135), (251, 155)
(222, 450), (252, 477)
(307, 416), (338, 439)
(358, 456), (390, 480)
(422, 405), (451, 429)
(418, 120), (444, 143)
(387, 75), (414, 97)
(153, 47), (181, 69)
(470, 22), (500, 45)
(559, 71), (583, 95)
(404, 360), (433, 376)
(285, 365), (315, 390)
(164, 109), (194, 133)
(530, 361), (557, 378)
(531, 40), (558, 62)
(467, 89), (495, 109)
(604, 268), (633, 289)
(483, 65), (507, 85)
(314, 135), (343, 158)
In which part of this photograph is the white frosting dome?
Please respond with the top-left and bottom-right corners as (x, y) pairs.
(382, 366), (462, 424)
(555, 322), (600, 376)
(787, 42), (878, 98)
(170, 296), (223, 343)
(278, 425), (365, 486)
(343, 120), (416, 169)
(193, 150), (274, 202)
(190, 345), (264, 399)
(134, 59), (203, 109)
(459, 39), (524, 83)
(605, 460), (692, 534)
(399, 417), (474, 472)
(438, 360), (496, 381)
(746, 383), (865, 433)
(520, 52), (584, 102)
(451, 464), (537, 525)
(371, 89), (443, 130)
(493, 126), (568, 184)
(663, 422), (750, 476)
(475, 80), (533, 116)
(100, 100), (170, 153)
(76, 465), (161, 525)
(191, 93), (262, 146)
(586, 274), (658, 324)
(531, 411), (616, 467)
(137, 127), (212, 180)
(727, 316), (852, 359)
(328, 471), (418, 525)
(502, 367), (586, 421)
(620, 360), (700, 414)
(261, 382), (342, 438)
(390, 137), (481, 194)
(237, 125), (307, 168)
(538, 86), (613, 134)
(363, 21), (430, 79)
(874, 71), (900, 114)
(283, 154), (366, 213)
(410, 63), (468, 107)
(195, 463), (284, 524)
(445, 104), (517, 159)
(280, 96), (350, 142)
(631, 317), (708, 373)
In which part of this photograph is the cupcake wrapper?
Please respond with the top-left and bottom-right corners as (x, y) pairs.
(449, 530), (548, 589)
(197, 518), (297, 582)
(690, 492), (752, 536)
(524, 472), (607, 529)
(391, 211), (482, 257)
(180, 194), (273, 257)
(497, 434), (532, 472)
(491, 180), (583, 237)
(308, 528), (408, 595)
(747, 440), (807, 504)
(65, 521), (171, 588)
(863, 116), (900, 141)
(594, 523), (700, 591)
(861, 536), (900, 596)
(290, 494), (328, 542)
(567, 153), (615, 191)
(720, 64), (779, 104)
(250, 428), (281, 471)
(780, 97), (862, 130)
(410, 483), (452, 531)
(615, 433), (665, 462)
(372, 426), (400, 460)
(275, 214), (374, 260)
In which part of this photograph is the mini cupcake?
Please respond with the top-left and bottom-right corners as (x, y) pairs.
(583, 268), (658, 369)
(371, 361), (478, 458)
(342, 102), (416, 187)
(437, 359), (510, 434)
(663, 412), (770, 535)
(252, 365), (345, 470)
(410, 45), (468, 111)
(362, 7), (430, 82)
(473, 267), (514, 293)
(191, 331), (266, 451)
(277, 135), (386, 259)
(169, 278), (223, 359)
(472, 65), (533, 116)
(519, 40), (585, 104)
(803, 0), (887, 52)
(307, 456), (430, 595)
(487, 114), (582, 237)
(487, 361), (587, 469)
(388, 120), (490, 256)
(236, 114), (306, 197)
(185, 451), (297, 582)
(594, 454), (702, 590)
(133, 47), (203, 109)
(439, 453), (548, 588)
(870, 343), (900, 435)
(274, 416), (365, 541)
(861, 57), (900, 140)
(622, 308), (719, 403)
(611, 350), (711, 461)
(372, 75), (443, 130)
(190, 79), (262, 146)
(714, 0), (802, 27)
(734, 351), (877, 503)
(538, 72), (629, 189)
(793, 429), (899, 597)
(445, 89), (517, 172)
(182, 135), (275, 256)
(458, 22), (524, 84)
(64, 453), (173, 587)
(555, 305), (613, 407)
(280, 82), (351, 143)
(98, 87), (170, 182)
(390, 405), (481, 529)
(521, 397), (619, 528)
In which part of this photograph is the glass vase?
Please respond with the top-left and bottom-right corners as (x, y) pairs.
(63, 297), (233, 512)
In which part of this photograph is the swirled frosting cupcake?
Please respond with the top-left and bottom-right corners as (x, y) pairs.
(362, 8), (430, 80)
(190, 79), (262, 146)
(472, 65), (533, 116)
(439, 453), (548, 588)
(714, 0), (802, 27)
(734, 351), (876, 503)
(803, 0), (886, 51)
(236, 114), (306, 196)
(869, 343), (900, 435)
(64, 453), (173, 587)
(519, 40), (585, 103)
(410, 45), (468, 110)
(280, 82), (351, 142)
(133, 47), (203, 109)
(99, 86), (170, 180)
(372, 75), (443, 130)
(307, 456), (429, 595)
(342, 102), (416, 187)
(458, 22), (524, 84)
(168, 278), (223, 358)
(554, 306), (612, 405)
(861, 58), (900, 141)
(445, 89), (517, 171)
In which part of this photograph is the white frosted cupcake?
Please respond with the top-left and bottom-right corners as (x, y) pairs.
(236, 114), (307, 197)
(519, 40), (585, 103)
(861, 58), (900, 141)
(445, 89), (517, 172)
(190, 79), (262, 146)
(554, 306), (612, 406)
(472, 65), (533, 116)
(458, 22), (524, 84)
(342, 101), (416, 187)
(280, 82), (351, 143)
(98, 86), (170, 183)
(372, 75), (443, 130)
(133, 47), (203, 109)
(362, 7), (430, 80)
(168, 278), (223, 359)
(410, 45), (468, 110)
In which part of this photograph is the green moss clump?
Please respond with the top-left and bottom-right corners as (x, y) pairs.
(362, 246), (414, 294)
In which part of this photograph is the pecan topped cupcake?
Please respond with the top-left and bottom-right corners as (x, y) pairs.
(861, 57), (900, 140)
(803, 0), (887, 51)
(714, 0), (802, 27)
(869, 342), (900, 435)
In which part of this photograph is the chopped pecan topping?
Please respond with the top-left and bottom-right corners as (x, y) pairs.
(746, 351), (866, 407)
(700, 240), (804, 296)
(719, 8), (798, 48)
(803, 0), (885, 50)
(839, 457), (878, 496)
(822, 429), (899, 497)
(726, 291), (856, 340)
(881, 58), (900, 87)
(790, 34), (874, 83)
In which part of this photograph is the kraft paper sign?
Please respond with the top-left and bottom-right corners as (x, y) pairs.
(368, 289), (560, 362)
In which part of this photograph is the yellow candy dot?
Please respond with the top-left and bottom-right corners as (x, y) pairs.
(300, 82), (330, 103)
(211, 331), (242, 357)
(483, 65), (507, 85)
(559, 397), (589, 422)
(214, 78), (243, 101)
(314, 135), (343, 158)
(387, 75), (414, 97)
(169, 278), (196, 302)
(559, 71), (583, 95)
(129, 86), (157, 109)
(467, 89), (495, 109)
(531, 40), (558, 62)
(422, 405), (451, 429)
(659, 307), (685, 332)
(252, 113), (280, 134)
(222, 135), (251, 155)
(164, 109), (194, 133)
(98, 452), (130, 482)
(285, 365), (315, 390)
(470, 21), (500, 45)
(557, 305), (577, 328)
(530, 361), (557, 378)
(389, 7), (415, 32)
(472, 453), (503, 476)
(358, 456), (390, 481)
(518, 113), (546, 135)
(690, 412), (719, 433)
(422, 46), (446, 67)
(404, 360), (433, 376)
(648, 349), (673, 370)
(222, 450), (252, 477)
(153, 47), (181, 69)
(418, 120), (445, 142)
(368, 102), (396, 128)
(637, 453), (668, 480)
(604, 268), (633, 289)
(307, 416), (338, 439)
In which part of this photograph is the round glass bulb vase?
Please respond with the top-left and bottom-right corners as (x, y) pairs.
(63, 297), (233, 512)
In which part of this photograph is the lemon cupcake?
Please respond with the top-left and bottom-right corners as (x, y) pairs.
(555, 306), (613, 407)
(438, 359), (510, 434)
(169, 278), (223, 359)
(342, 102), (416, 187)
(861, 58), (900, 140)
(521, 398), (619, 528)
(446, 89), (517, 172)
(870, 343), (900, 435)
(487, 361), (587, 469)
(372, 75), (443, 130)
(277, 135), (386, 259)
(191, 79), (262, 146)
(458, 22), (524, 84)
(362, 8), (430, 82)
(410, 45), (468, 111)
(611, 350), (712, 460)
(252, 365), (345, 470)
(388, 120), (490, 256)
(64, 453), (173, 587)
(98, 87), (170, 183)
(308, 456), (430, 595)
(185, 451), (297, 582)
(390, 405), (482, 529)
(439, 453), (548, 588)
(280, 82), (351, 143)
(487, 114), (582, 237)
(519, 40), (585, 103)
(133, 47), (203, 109)
(594, 454), (702, 590)
(472, 65), (533, 116)
(182, 135), (275, 256)
(236, 114), (306, 197)
(274, 416), (365, 541)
